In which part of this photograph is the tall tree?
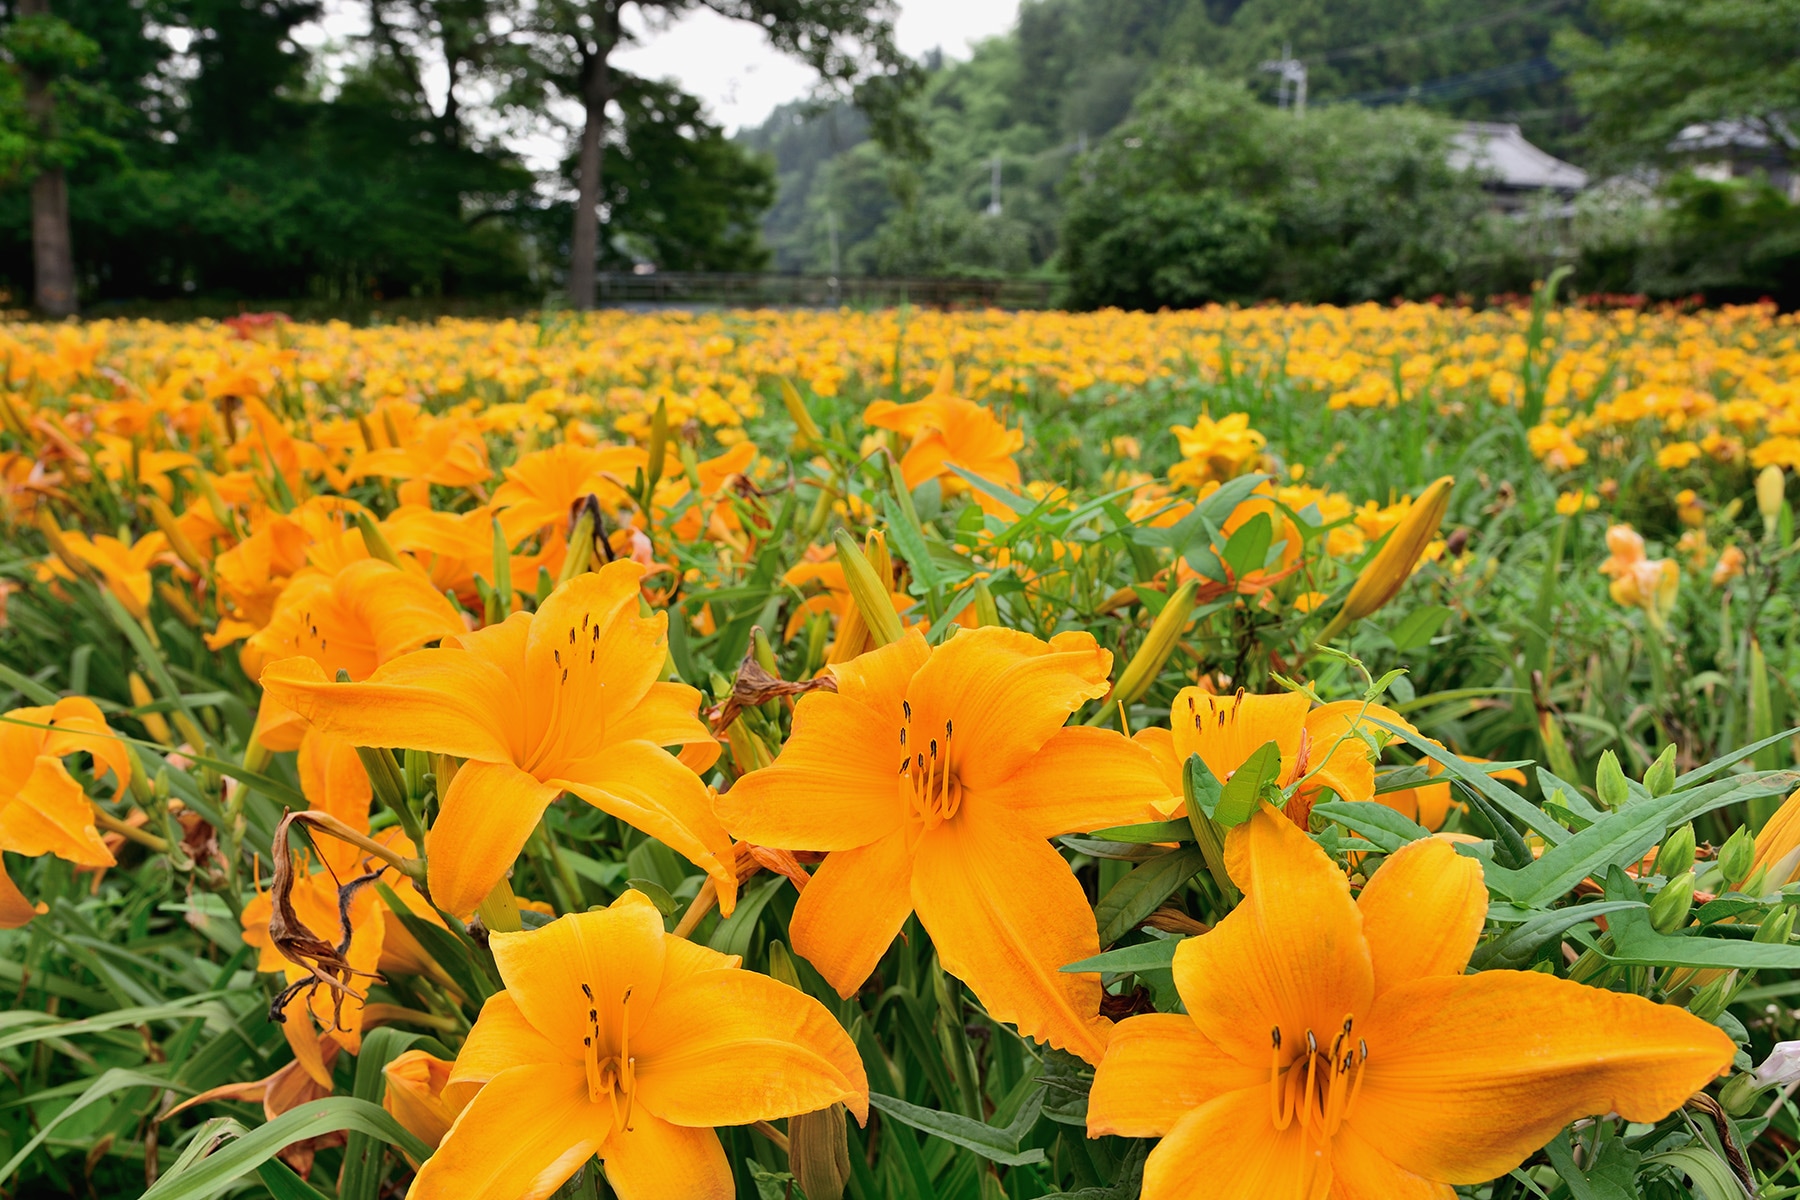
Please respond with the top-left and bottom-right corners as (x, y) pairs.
(507, 0), (915, 308)
(0, 0), (112, 314)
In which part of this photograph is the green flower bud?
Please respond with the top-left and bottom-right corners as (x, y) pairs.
(1649, 871), (1696, 934)
(1687, 971), (1735, 1021)
(1654, 824), (1697, 880)
(1595, 750), (1629, 810)
(1754, 907), (1795, 945)
(789, 1104), (851, 1200)
(1719, 1072), (1766, 1117)
(1719, 826), (1757, 891)
(1643, 743), (1678, 798)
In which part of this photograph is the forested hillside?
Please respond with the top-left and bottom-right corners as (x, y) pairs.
(739, 0), (1594, 276)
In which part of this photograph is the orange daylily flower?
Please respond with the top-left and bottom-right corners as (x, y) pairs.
(1087, 806), (1735, 1198)
(1378, 756), (1529, 831)
(260, 562), (731, 919)
(347, 414), (491, 504)
(36, 528), (171, 620)
(492, 442), (647, 540)
(1750, 786), (1800, 888)
(383, 1049), (475, 1151)
(0, 698), (129, 926)
(717, 626), (1169, 1064)
(410, 891), (868, 1200)
(245, 557), (468, 746)
(864, 383), (1024, 516)
(781, 552), (911, 647)
(1134, 689), (1410, 829)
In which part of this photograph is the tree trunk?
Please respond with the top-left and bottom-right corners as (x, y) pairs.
(18, 0), (76, 317)
(567, 40), (613, 311)
(31, 168), (76, 316)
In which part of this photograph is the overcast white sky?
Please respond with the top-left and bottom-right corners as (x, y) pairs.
(298, 0), (1021, 172)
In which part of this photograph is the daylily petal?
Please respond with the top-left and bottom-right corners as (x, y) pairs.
(790, 829), (914, 998)
(488, 890), (668, 1053)
(426, 760), (562, 920)
(0, 755), (114, 867)
(1142, 1087), (1332, 1200)
(524, 563), (665, 766)
(1357, 836), (1486, 997)
(1329, 1122), (1454, 1200)
(40, 697), (132, 799)
(554, 741), (737, 917)
(1301, 702), (1412, 803)
(296, 731), (373, 833)
(1175, 804), (1372, 1067)
(451, 991), (572, 1088)
(0, 856), (45, 927)
(604, 682), (714, 754)
(716, 690), (905, 851)
(829, 627), (931, 710)
(600, 1112), (733, 1200)
(260, 654), (519, 764)
(634, 969), (869, 1125)
(1087, 1013), (1264, 1138)
(410, 1064), (607, 1200)
(911, 807), (1111, 1065)
(901, 628), (1111, 790)
(1354, 971), (1734, 1184)
(1170, 688), (1309, 787)
(979, 726), (1171, 838)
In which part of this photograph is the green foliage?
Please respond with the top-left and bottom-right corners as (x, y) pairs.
(1061, 70), (1492, 307)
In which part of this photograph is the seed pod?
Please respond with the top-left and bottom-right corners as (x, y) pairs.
(1338, 475), (1454, 623)
(1649, 871), (1695, 934)
(1653, 824), (1696, 880)
(788, 1104), (851, 1200)
(1643, 743), (1678, 798)
(1595, 750), (1629, 810)
(1719, 826), (1756, 892)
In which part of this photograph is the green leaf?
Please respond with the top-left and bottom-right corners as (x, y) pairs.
(1220, 511), (1272, 579)
(708, 874), (784, 958)
(867, 1087), (1047, 1166)
(625, 877), (679, 916)
(0, 993), (228, 1052)
(1217, 740), (1281, 827)
(375, 882), (496, 1004)
(1061, 937), (1182, 975)
(1544, 1132), (1640, 1200)
(341, 1027), (447, 1200)
(882, 493), (944, 593)
(0, 1068), (187, 1183)
(944, 464), (1035, 515)
(1087, 820), (1195, 844)
(1644, 1147), (1751, 1200)
(1310, 801), (1430, 853)
(1468, 901), (1642, 971)
(1387, 604), (1453, 653)
(140, 1098), (433, 1200)
(1605, 902), (1800, 970)
(1094, 848), (1207, 946)
(255, 1159), (332, 1200)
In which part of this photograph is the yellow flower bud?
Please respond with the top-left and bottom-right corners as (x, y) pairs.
(142, 495), (207, 575)
(780, 377), (824, 449)
(1757, 464), (1786, 528)
(1111, 579), (1198, 710)
(1339, 475), (1454, 623)
(129, 672), (175, 746)
(833, 528), (903, 649)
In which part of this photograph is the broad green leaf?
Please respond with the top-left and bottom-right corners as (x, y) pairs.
(0, 1068), (187, 1183)
(1644, 1147), (1750, 1200)
(1387, 604), (1453, 652)
(255, 1159), (331, 1200)
(1311, 801), (1430, 853)
(1468, 901), (1642, 971)
(1094, 848), (1207, 946)
(1544, 1132), (1640, 1200)
(1087, 820), (1194, 844)
(1220, 511), (1272, 579)
(867, 1087), (1047, 1166)
(141, 1098), (433, 1200)
(709, 874), (785, 958)
(1061, 937), (1182, 975)
(1217, 740), (1281, 827)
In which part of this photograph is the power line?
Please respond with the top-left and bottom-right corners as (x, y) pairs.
(1335, 55), (1565, 106)
(1302, 0), (1570, 65)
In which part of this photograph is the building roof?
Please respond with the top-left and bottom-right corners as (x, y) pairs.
(1449, 122), (1589, 193)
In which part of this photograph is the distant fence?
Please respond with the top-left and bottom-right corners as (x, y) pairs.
(594, 272), (1059, 310)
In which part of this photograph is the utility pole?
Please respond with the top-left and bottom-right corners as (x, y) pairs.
(1260, 43), (1307, 116)
(986, 154), (1002, 217)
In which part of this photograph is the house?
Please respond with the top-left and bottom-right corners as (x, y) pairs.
(1668, 119), (1799, 201)
(1449, 122), (1589, 211)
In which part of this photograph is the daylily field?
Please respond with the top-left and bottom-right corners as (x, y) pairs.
(6, 296), (1800, 1200)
